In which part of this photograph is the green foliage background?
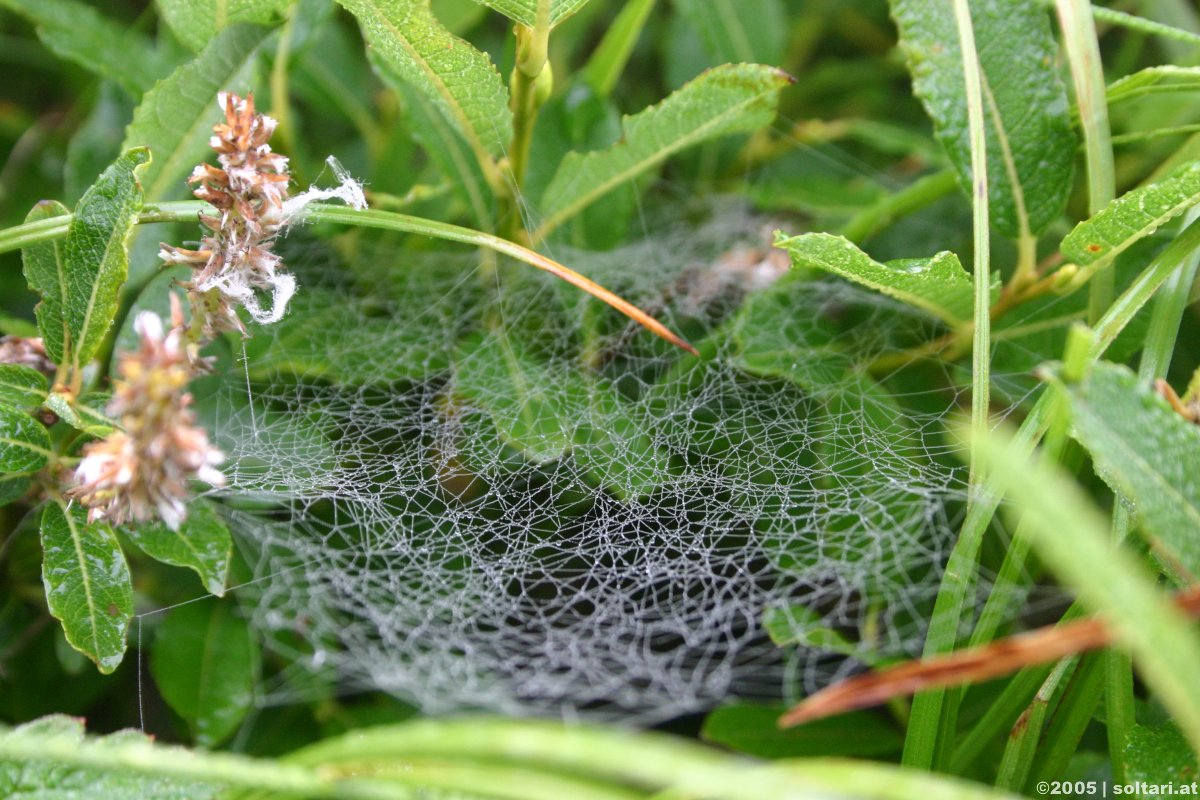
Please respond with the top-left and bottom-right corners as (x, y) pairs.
(1, 0), (1200, 797)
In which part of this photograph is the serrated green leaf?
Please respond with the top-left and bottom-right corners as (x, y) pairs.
(0, 0), (175, 95)
(40, 501), (134, 675)
(64, 148), (150, 372)
(672, 0), (786, 65)
(21, 200), (72, 366)
(702, 703), (903, 759)
(0, 364), (48, 408)
(122, 24), (271, 202)
(0, 474), (31, 507)
(381, 60), (494, 231)
(1055, 361), (1200, 579)
(0, 716), (221, 799)
(1062, 160), (1200, 269)
(337, 0), (512, 167)
(157, 0), (291, 50)
(891, 0), (1076, 237)
(538, 64), (792, 238)
(467, 0), (590, 27)
(0, 403), (51, 473)
(772, 232), (993, 325)
(150, 601), (258, 747)
(124, 501), (232, 596)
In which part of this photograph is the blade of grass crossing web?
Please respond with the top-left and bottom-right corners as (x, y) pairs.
(969, 425), (1200, 754)
(1055, 0), (1115, 323)
(902, 0), (991, 769)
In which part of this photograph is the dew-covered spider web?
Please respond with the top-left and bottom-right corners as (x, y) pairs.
(179, 196), (1040, 724)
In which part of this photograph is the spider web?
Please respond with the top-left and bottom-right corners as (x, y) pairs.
(185, 198), (1013, 723)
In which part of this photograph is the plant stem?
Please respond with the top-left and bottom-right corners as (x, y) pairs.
(1103, 205), (1200, 779)
(500, 20), (553, 243)
(1055, 0), (1116, 324)
(903, 0), (991, 770)
(995, 657), (1077, 791)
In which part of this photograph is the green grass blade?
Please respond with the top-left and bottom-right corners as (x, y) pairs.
(969, 422), (1200, 753)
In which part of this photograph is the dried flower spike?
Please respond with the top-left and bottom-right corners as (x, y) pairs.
(160, 92), (295, 337)
(0, 335), (55, 376)
(69, 301), (224, 530)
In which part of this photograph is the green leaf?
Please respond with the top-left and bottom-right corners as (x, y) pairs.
(336, 0), (512, 165)
(0, 474), (31, 507)
(969, 421), (1200, 753)
(763, 605), (858, 657)
(0, 716), (220, 799)
(702, 703), (903, 759)
(537, 63), (792, 238)
(466, 0), (590, 27)
(124, 501), (232, 597)
(772, 232), (990, 326)
(891, 0), (1076, 237)
(0, 0), (175, 95)
(1055, 361), (1200, 579)
(382, 63), (494, 231)
(1062, 160), (1200, 269)
(1106, 65), (1200, 108)
(122, 24), (271, 202)
(45, 391), (117, 438)
(672, 0), (786, 66)
(1123, 722), (1198, 786)
(455, 332), (673, 498)
(64, 148), (150, 372)
(150, 600), (259, 747)
(40, 501), (134, 675)
(0, 364), (48, 409)
(157, 0), (290, 50)
(0, 403), (51, 473)
(21, 200), (71, 365)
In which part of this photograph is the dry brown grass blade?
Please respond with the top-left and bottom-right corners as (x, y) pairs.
(779, 585), (1200, 728)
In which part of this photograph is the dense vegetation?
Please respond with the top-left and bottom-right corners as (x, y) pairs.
(2, 0), (1200, 797)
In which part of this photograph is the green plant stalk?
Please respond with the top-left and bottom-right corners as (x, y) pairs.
(948, 219), (1200, 768)
(1102, 204), (1200, 779)
(1092, 216), (1200, 355)
(950, 663), (1054, 772)
(970, 424), (1200, 754)
(582, 0), (657, 98)
(995, 657), (1077, 792)
(903, 0), (992, 770)
(501, 15), (553, 242)
(1037, 0), (1200, 47)
(0, 718), (1028, 800)
(1031, 651), (1106, 789)
(0, 731), (416, 800)
(1055, 0), (1116, 324)
(838, 168), (958, 244)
